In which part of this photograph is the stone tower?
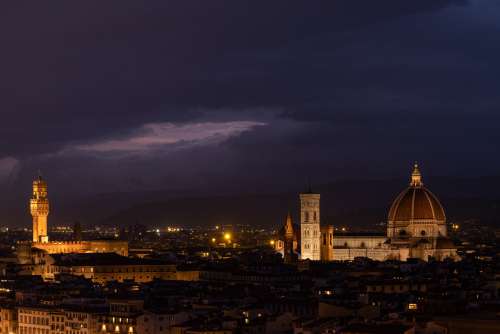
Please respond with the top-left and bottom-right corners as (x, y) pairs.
(30, 175), (49, 243)
(320, 224), (334, 261)
(283, 213), (295, 264)
(300, 191), (320, 260)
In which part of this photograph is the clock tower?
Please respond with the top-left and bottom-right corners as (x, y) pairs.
(30, 175), (49, 243)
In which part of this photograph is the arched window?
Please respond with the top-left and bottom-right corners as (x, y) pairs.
(313, 211), (317, 221)
(305, 211), (309, 222)
(421, 230), (426, 236)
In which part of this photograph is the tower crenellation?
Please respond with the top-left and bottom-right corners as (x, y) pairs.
(30, 175), (49, 243)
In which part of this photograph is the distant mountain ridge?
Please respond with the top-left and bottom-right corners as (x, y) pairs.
(98, 176), (500, 228)
(4, 175), (500, 228)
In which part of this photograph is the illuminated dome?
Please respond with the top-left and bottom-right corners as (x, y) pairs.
(387, 163), (446, 238)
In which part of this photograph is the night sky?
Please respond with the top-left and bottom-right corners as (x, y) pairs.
(1, 1), (500, 224)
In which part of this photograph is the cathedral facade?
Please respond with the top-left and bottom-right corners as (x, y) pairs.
(275, 164), (459, 262)
(17, 176), (128, 266)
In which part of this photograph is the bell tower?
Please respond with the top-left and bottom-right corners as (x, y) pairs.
(300, 190), (321, 260)
(283, 213), (295, 264)
(30, 175), (49, 243)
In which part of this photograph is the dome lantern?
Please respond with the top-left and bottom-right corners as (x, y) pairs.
(410, 162), (423, 187)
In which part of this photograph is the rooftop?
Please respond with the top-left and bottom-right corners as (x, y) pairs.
(51, 253), (173, 267)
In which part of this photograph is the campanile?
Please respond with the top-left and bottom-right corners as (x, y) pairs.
(300, 190), (320, 260)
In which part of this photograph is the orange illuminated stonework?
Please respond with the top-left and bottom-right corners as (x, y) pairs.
(17, 176), (129, 270)
(30, 176), (49, 243)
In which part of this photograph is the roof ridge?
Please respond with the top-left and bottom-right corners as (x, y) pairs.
(422, 188), (437, 221)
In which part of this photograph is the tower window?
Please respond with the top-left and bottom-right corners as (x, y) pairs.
(313, 211), (317, 221)
(305, 212), (309, 222)
(421, 230), (426, 236)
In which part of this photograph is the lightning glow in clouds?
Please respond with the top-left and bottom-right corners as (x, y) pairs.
(74, 121), (266, 153)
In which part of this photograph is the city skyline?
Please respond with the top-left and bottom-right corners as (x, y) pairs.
(0, 2), (499, 333)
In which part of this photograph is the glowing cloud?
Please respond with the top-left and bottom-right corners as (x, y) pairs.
(73, 121), (266, 153)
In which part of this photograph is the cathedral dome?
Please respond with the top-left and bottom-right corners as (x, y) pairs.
(388, 164), (446, 224)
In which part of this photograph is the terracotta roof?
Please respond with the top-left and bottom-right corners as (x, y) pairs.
(388, 186), (445, 222)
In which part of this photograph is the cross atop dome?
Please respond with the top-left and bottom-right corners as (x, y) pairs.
(410, 162), (423, 187)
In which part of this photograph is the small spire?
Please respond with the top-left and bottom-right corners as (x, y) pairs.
(285, 212), (294, 237)
(410, 162), (423, 187)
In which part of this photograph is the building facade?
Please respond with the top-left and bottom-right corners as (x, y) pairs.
(300, 192), (321, 261)
(276, 164), (459, 262)
(17, 176), (128, 266)
(31, 176), (49, 243)
(42, 253), (176, 284)
(283, 213), (295, 264)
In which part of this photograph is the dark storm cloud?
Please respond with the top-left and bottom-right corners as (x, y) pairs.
(2, 0), (500, 216)
(0, 0), (467, 156)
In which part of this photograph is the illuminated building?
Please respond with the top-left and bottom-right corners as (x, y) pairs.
(300, 191), (321, 260)
(276, 164), (459, 262)
(320, 224), (334, 261)
(283, 213), (295, 264)
(332, 163), (458, 261)
(30, 175), (49, 243)
(17, 176), (129, 267)
(41, 253), (176, 284)
(17, 306), (57, 334)
(0, 306), (17, 334)
(98, 299), (143, 334)
(274, 214), (299, 263)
